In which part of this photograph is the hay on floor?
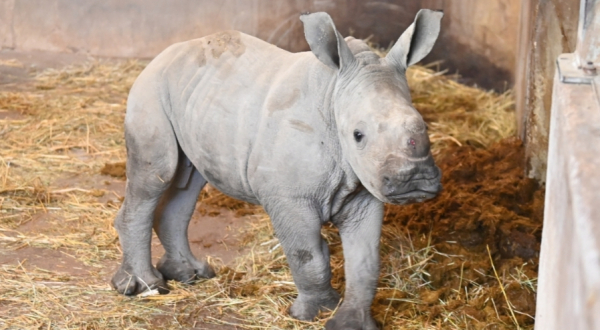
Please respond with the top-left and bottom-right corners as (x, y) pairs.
(0, 53), (536, 330)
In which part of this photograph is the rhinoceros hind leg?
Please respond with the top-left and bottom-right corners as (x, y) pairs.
(156, 254), (215, 283)
(111, 97), (179, 296)
(111, 260), (169, 295)
(154, 158), (216, 283)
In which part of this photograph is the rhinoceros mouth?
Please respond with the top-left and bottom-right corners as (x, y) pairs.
(385, 187), (440, 205)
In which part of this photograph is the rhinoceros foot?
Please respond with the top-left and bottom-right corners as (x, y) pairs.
(289, 290), (341, 321)
(325, 307), (378, 330)
(156, 254), (216, 283)
(111, 264), (169, 296)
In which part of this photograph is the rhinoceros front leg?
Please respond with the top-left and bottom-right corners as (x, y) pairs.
(265, 201), (341, 321)
(327, 192), (383, 330)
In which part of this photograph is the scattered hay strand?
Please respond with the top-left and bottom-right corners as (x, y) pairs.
(408, 64), (516, 154)
(488, 245), (521, 330)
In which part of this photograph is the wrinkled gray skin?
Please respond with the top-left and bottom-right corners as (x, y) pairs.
(111, 10), (443, 330)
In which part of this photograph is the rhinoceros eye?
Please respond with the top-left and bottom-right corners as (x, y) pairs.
(353, 130), (364, 143)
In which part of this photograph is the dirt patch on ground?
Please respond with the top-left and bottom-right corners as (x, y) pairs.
(0, 109), (26, 120)
(0, 212), (91, 277)
(100, 162), (127, 179)
(0, 246), (90, 277)
(197, 186), (263, 218)
(149, 205), (252, 269)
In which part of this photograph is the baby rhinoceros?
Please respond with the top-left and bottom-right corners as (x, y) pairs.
(111, 9), (443, 330)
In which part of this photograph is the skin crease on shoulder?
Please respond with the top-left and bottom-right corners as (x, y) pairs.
(110, 9), (444, 330)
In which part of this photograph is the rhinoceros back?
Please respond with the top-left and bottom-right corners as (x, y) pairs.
(127, 31), (337, 205)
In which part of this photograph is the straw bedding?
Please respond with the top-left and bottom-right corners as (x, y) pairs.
(0, 55), (539, 329)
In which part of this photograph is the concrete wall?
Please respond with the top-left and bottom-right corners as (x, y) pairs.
(0, 0), (424, 57)
(424, 0), (521, 91)
(0, 0), (521, 91)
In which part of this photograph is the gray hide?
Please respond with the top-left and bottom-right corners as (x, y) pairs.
(111, 9), (443, 330)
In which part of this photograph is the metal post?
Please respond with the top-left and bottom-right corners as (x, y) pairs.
(576, 0), (600, 65)
(557, 0), (599, 86)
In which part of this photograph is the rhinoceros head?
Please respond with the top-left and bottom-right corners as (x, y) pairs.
(301, 10), (443, 204)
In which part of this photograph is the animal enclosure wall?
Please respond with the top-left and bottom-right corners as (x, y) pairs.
(0, 0), (520, 91)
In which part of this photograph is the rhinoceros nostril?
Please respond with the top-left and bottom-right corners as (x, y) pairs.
(382, 176), (395, 195)
(408, 138), (416, 149)
(383, 176), (391, 184)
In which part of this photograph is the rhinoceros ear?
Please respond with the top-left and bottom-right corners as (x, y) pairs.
(300, 12), (356, 72)
(386, 9), (443, 68)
